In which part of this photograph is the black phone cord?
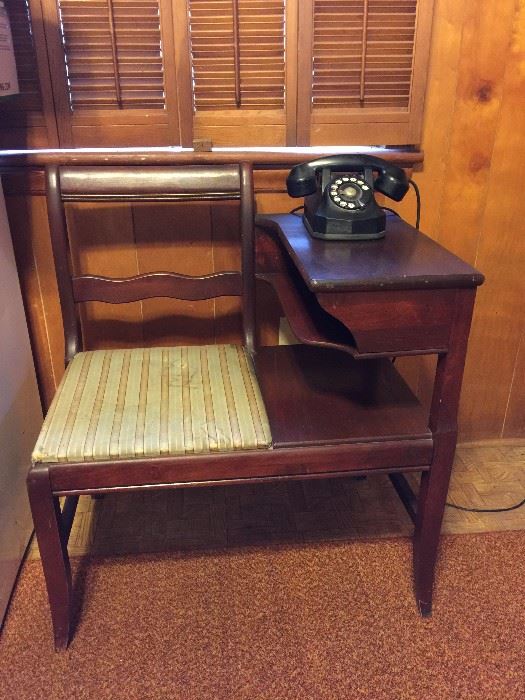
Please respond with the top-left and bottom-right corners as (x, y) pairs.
(290, 204), (304, 217)
(409, 178), (421, 229)
(445, 496), (525, 513)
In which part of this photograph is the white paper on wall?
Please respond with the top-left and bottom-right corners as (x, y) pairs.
(0, 1), (19, 97)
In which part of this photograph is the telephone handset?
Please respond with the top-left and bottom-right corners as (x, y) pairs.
(286, 154), (409, 241)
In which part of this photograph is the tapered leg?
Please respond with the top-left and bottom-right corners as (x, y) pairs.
(412, 291), (477, 615)
(27, 466), (72, 651)
(413, 432), (457, 616)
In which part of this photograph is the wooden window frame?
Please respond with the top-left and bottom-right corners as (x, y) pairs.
(175, 0), (298, 148)
(39, 0), (181, 148)
(296, 0), (436, 146)
(3, 0), (435, 150)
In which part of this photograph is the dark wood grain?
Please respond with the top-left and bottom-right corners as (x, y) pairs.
(316, 288), (457, 354)
(414, 290), (476, 615)
(258, 271), (357, 355)
(72, 271), (243, 303)
(389, 473), (417, 523)
(256, 214), (484, 292)
(46, 166), (82, 363)
(26, 466), (72, 651)
(253, 211), (482, 619)
(58, 165), (241, 199)
(255, 345), (431, 448)
(45, 163), (255, 359)
(240, 162), (256, 352)
(48, 442), (433, 494)
(51, 465), (428, 498)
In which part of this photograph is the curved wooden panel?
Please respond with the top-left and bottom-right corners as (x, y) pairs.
(72, 271), (243, 303)
(258, 271), (358, 356)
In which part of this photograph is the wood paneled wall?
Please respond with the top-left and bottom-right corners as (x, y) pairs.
(398, 0), (525, 440)
(3, 0), (525, 441)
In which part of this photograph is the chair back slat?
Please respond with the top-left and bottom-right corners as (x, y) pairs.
(59, 166), (241, 201)
(45, 163), (255, 364)
(72, 272), (243, 304)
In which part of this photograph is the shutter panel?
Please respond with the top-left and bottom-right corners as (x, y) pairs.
(186, 0), (291, 146)
(297, 0), (435, 146)
(2, 1), (435, 148)
(41, 0), (180, 146)
(57, 0), (165, 110)
(313, 0), (417, 110)
(188, 0), (285, 111)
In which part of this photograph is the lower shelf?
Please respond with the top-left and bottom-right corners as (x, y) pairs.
(254, 345), (431, 449)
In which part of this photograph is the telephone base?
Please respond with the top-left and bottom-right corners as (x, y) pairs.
(303, 215), (386, 242)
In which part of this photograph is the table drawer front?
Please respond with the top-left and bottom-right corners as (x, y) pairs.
(317, 289), (457, 355)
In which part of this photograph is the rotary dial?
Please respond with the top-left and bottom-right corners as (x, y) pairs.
(329, 176), (371, 211)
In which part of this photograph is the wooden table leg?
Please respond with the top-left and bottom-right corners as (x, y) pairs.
(27, 466), (73, 651)
(413, 430), (456, 614)
(412, 289), (476, 615)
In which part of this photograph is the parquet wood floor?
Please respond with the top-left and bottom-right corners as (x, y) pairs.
(29, 441), (525, 558)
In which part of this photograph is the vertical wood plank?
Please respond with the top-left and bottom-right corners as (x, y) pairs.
(39, 0), (73, 146)
(394, 0), (467, 235)
(285, 0), (299, 145)
(27, 0), (59, 147)
(5, 194), (63, 407)
(159, 0), (182, 145)
(458, 1), (525, 439)
(503, 331), (525, 437)
(295, 0), (314, 146)
(172, 0), (194, 147)
(433, 0), (516, 263)
(407, 0), (438, 143)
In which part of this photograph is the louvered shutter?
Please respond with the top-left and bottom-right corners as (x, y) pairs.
(3, 0), (435, 148)
(186, 0), (291, 146)
(41, 0), (179, 147)
(313, 0), (417, 109)
(189, 0), (285, 110)
(57, 0), (165, 110)
(297, 0), (435, 146)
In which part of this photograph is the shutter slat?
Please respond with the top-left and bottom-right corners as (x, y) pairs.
(57, 0), (166, 111)
(312, 0), (417, 110)
(188, 0), (285, 111)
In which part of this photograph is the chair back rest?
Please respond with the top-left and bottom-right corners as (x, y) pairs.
(46, 164), (255, 364)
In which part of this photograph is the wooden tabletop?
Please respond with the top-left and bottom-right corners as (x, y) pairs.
(256, 213), (484, 292)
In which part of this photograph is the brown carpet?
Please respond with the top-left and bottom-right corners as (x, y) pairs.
(1, 532), (524, 700)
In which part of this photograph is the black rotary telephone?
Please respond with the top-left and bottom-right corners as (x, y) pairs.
(286, 154), (410, 241)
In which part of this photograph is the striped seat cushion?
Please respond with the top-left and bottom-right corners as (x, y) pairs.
(32, 345), (272, 464)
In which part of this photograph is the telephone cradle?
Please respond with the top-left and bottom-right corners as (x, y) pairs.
(287, 154), (410, 241)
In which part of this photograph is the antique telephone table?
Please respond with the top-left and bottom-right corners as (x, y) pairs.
(25, 161), (483, 649)
(255, 212), (484, 614)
